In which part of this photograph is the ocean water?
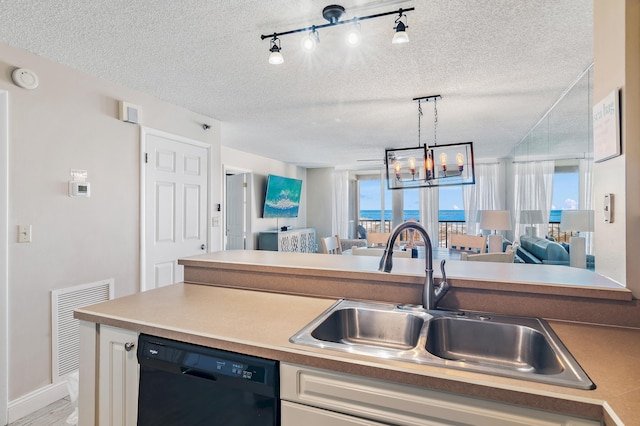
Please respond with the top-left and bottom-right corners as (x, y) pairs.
(360, 210), (564, 223)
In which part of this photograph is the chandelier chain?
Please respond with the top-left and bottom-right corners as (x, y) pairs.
(433, 97), (438, 146)
(417, 100), (423, 148)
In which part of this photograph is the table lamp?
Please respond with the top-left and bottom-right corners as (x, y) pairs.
(560, 210), (594, 269)
(479, 210), (512, 253)
(518, 210), (544, 237)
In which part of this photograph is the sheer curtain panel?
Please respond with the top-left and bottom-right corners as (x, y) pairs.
(419, 187), (439, 248)
(462, 163), (504, 236)
(332, 169), (350, 238)
(513, 161), (554, 240)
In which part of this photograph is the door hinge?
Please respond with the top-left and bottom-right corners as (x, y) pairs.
(243, 182), (248, 188)
(144, 153), (148, 163)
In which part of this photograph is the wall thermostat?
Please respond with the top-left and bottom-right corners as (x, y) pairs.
(69, 181), (91, 197)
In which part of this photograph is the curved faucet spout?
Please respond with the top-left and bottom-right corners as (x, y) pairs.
(377, 221), (449, 310)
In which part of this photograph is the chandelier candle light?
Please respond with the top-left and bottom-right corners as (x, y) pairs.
(385, 96), (475, 189)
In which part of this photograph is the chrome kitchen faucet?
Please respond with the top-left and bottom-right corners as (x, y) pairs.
(378, 221), (449, 310)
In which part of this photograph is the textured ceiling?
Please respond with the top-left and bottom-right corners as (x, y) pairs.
(0, 0), (593, 168)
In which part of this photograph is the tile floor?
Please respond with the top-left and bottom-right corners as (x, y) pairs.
(8, 397), (74, 426)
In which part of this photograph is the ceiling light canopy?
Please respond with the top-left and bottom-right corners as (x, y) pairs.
(261, 5), (414, 64)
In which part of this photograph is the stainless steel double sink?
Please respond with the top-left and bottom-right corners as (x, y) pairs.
(290, 299), (594, 389)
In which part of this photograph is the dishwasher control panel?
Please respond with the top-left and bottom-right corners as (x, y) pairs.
(138, 336), (270, 384)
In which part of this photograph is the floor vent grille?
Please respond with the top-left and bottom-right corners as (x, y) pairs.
(51, 279), (114, 381)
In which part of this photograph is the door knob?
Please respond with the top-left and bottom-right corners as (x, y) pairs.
(124, 342), (135, 352)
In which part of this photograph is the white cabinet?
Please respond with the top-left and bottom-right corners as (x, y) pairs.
(280, 363), (600, 426)
(97, 325), (139, 426)
(258, 228), (317, 252)
(78, 323), (139, 426)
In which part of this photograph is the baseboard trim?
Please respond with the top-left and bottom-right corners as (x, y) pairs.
(7, 380), (69, 423)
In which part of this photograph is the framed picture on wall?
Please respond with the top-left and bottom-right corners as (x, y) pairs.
(593, 88), (621, 163)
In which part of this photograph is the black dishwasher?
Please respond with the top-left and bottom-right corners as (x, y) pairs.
(137, 334), (279, 426)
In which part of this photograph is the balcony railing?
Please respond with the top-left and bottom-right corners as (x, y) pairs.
(359, 219), (576, 247)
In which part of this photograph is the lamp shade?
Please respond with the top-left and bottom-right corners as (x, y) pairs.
(518, 210), (544, 224)
(479, 210), (512, 231)
(560, 210), (594, 232)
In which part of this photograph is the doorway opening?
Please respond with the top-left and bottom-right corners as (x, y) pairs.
(223, 167), (253, 250)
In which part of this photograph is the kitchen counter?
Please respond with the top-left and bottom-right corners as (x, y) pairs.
(180, 251), (640, 328)
(180, 250), (629, 297)
(75, 282), (640, 425)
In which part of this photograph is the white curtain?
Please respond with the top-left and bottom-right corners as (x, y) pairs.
(419, 187), (439, 248)
(579, 159), (594, 253)
(332, 170), (350, 238)
(513, 161), (554, 240)
(462, 163), (504, 236)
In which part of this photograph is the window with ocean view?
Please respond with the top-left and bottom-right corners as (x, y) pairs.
(358, 177), (466, 239)
(356, 163), (579, 247)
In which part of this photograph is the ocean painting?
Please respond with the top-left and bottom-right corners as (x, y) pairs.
(263, 175), (303, 218)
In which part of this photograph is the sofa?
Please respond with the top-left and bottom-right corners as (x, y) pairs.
(516, 235), (570, 266)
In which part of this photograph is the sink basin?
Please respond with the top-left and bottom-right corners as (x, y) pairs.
(290, 300), (595, 390)
(425, 316), (563, 374)
(311, 307), (424, 350)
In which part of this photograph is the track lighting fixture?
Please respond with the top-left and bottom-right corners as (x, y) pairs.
(261, 5), (414, 64)
(268, 35), (284, 65)
(392, 11), (409, 44)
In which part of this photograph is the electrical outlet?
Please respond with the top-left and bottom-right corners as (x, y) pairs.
(18, 225), (31, 243)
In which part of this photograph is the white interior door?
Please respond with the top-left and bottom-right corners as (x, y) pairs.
(226, 173), (246, 250)
(142, 129), (209, 291)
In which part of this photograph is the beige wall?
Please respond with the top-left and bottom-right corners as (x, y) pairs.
(593, 0), (640, 296)
(221, 146), (307, 249)
(0, 43), (221, 400)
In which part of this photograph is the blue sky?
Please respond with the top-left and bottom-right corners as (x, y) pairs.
(359, 171), (579, 211)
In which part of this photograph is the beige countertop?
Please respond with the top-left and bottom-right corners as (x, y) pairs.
(75, 282), (640, 425)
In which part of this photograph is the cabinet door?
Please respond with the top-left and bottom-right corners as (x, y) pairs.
(282, 401), (387, 426)
(281, 363), (600, 426)
(98, 325), (139, 426)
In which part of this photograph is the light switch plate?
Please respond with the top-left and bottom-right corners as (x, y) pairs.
(604, 193), (614, 223)
(18, 225), (31, 243)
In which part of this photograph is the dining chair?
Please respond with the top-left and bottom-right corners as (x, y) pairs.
(367, 232), (391, 247)
(320, 235), (342, 254)
(449, 234), (487, 254)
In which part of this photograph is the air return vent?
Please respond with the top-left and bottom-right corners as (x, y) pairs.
(51, 279), (114, 381)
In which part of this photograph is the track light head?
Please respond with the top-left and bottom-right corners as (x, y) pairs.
(268, 35), (284, 65)
(302, 28), (319, 52)
(392, 12), (409, 44)
(346, 21), (361, 47)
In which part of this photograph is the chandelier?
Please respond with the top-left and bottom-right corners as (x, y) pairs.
(385, 96), (475, 189)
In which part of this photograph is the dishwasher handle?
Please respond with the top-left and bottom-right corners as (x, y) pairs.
(181, 367), (218, 382)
